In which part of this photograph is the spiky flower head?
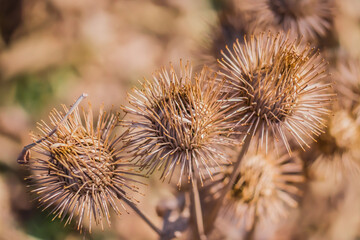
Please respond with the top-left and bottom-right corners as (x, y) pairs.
(306, 58), (360, 181)
(25, 103), (141, 232)
(308, 110), (360, 182)
(210, 146), (304, 230)
(123, 60), (235, 186)
(219, 32), (333, 153)
(245, 0), (333, 41)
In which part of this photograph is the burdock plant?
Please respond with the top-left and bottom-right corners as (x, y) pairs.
(222, 146), (304, 233)
(205, 31), (333, 233)
(219, 32), (332, 153)
(18, 94), (161, 235)
(16, 32), (335, 239)
(305, 58), (360, 184)
(122, 61), (235, 185)
(202, 144), (304, 238)
(122, 60), (236, 239)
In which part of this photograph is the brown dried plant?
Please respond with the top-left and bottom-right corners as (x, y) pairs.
(309, 110), (360, 182)
(306, 58), (360, 182)
(122, 60), (235, 187)
(219, 32), (333, 154)
(205, 145), (304, 232)
(244, 0), (333, 41)
(24, 102), (143, 232)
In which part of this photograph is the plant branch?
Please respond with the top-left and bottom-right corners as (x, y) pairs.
(204, 134), (252, 233)
(244, 215), (258, 240)
(123, 197), (163, 237)
(17, 93), (88, 164)
(191, 174), (207, 240)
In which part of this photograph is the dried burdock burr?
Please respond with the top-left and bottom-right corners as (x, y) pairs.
(122, 60), (235, 186)
(224, 149), (303, 231)
(19, 95), (147, 233)
(244, 0), (333, 41)
(122, 60), (236, 239)
(219, 31), (333, 154)
(308, 111), (360, 182)
(205, 145), (304, 235)
(306, 58), (360, 180)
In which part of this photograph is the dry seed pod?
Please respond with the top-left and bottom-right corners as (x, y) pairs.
(244, 0), (333, 41)
(217, 146), (304, 231)
(23, 103), (142, 232)
(308, 110), (360, 181)
(219, 32), (333, 154)
(122, 60), (236, 186)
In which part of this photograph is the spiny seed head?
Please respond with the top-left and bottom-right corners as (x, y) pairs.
(219, 32), (333, 154)
(218, 146), (304, 230)
(26, 103), (141, 232)
(310, 119), (360, 182)
(122, 60), (235, 186)
(245, 0), (333, 41)
(308, 110), (360, 180)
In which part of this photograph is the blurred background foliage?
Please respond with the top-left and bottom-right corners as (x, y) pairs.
(0, 0), (360, 239)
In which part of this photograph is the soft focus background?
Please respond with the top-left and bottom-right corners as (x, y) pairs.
(0, 0), (360, 239)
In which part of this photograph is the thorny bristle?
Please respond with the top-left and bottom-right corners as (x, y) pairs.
(219, 32), (334, 154)
(244, 0), (333, 41)
(122, 60), (236, 187)
(205, 145), (304, 231)
(26, 103), (142, 232)
(305, 58), (360, 181)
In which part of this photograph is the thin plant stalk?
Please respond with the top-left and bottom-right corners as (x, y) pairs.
(122, 197), (163, 237)
(191, 174), (207, 240)
(221, 133), (252, 203)
(244, 216), (258, 240)
(205, 134), (252, 232)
